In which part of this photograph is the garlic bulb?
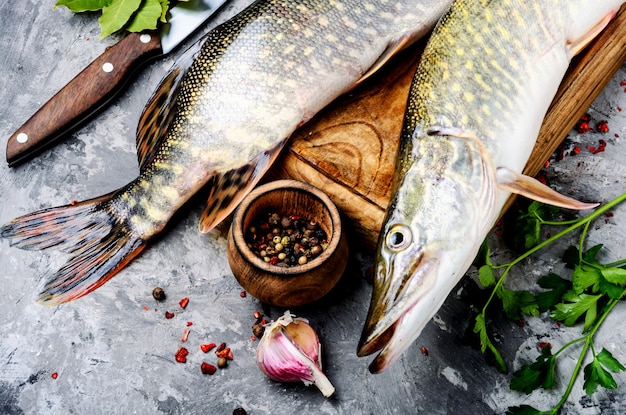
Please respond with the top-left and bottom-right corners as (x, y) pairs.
(256, 310), (335, 397)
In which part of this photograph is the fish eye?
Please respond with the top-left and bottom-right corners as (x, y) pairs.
(385, 224), (413, 252)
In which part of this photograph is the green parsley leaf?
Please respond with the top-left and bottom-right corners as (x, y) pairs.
(550, 291), (601, 331)
(498, 287), (538, 319)
(562, 245), (580, 269)
(510, 345), (556, 394)
(583, 244), (604, 264)
(600, 267), (626, 285)
(505, 405), (543, 415)
(473, 314), (507, 373)
(478, 264), (496, 288)
(510, 201), (560, 250)
(584, 357), (618, 395)
(572, 264), (601, 294)
(535, 273), (571, 312)
(596, 348), (626, 373)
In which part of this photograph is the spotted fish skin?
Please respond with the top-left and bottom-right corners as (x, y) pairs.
(0, 0), (452, 305)
(358, 0), (622, 373)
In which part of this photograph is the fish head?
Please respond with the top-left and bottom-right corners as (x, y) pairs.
(357, 133), (499, 373)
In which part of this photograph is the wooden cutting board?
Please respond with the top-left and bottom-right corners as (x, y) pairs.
(268, 5), (626, 251)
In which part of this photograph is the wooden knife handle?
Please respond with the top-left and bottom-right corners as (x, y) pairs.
(6, 31), (163, 167)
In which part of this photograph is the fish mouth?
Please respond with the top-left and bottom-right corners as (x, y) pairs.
(357, 251), (440, 374)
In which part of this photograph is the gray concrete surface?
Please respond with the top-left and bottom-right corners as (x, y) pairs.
(1, 1), (626, 414)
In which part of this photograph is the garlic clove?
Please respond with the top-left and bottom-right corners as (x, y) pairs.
(256, 310), (335, 397)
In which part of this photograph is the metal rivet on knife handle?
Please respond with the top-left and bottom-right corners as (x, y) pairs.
(6, 31), (164, 167)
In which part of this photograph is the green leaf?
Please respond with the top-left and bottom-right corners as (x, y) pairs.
(473, 239), (492, 268)
(562, 245), (580, 268)
(536, 273), (571, 312)
(596, 348), (626, 373)
(584, 358), (618, 395)
(99, 0), (143, 39)
(127, 0), (163, 32)
(550, 291), (602, 331)
(572, 264), (601, 295)
(510, 346), (556, 394)
(600, 267), (626, 285)
(598, 277), (625, 300)
(159, 0), (169, 22)
(583, 244), (604, 264)
(473, 314), (507, 373)
(528, 201), (560, 220)
(506, 406), (543, 415)
(498, 287), (538, 320)
(478, 264), (496, 288)
(54, 0), (112, 12)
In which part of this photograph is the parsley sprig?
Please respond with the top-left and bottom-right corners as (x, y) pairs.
(474, 193), (626, 414)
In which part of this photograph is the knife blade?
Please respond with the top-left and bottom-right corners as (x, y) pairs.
(6, 0), (229, 167)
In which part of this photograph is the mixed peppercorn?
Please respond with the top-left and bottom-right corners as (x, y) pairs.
(245, 212), (329, 267)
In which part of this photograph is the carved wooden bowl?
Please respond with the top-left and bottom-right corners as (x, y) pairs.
(227, 179), (348, 307)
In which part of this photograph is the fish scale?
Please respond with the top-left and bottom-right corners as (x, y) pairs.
(1, 0), (452, 305)
(359, 0), (623, 373)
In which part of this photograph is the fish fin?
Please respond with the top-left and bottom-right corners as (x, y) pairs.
(567, 10), (616, 57)
(353, 31), (421, 88)
(198, 142), (285, 233)
(135, 44), (200, 170)
(496, 167), (598, 210)
(1, 192), (146, 305)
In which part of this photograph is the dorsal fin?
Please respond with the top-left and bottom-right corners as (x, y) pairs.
(135, 44), (200, 170)
(496, 167), (598, 210)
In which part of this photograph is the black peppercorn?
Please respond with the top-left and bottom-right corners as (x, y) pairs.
(152, 287), (166, 301)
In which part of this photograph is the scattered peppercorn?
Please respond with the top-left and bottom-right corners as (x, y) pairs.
(577, 121), (591, 134)
(596, 120), (609, 133)
(252, 322), (265, 338)
(233, 408), (247, 415)
(175, 347), (189, 363)
(217, 357), (228, 369)
(152, 287), (166, 301)
(200, 362), (217, 375)
(245, 211), (329, 267)
(200, 343), (216, 353)
(240, 290), (247, 298)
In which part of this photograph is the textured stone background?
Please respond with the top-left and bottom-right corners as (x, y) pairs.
(1, 1), (625, 414)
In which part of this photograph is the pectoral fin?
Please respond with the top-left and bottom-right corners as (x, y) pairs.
(353, 31), (422, 89)
(496, 167), (598, 210)
(567, 10), (616, 58)
(198, 141), (286, 233)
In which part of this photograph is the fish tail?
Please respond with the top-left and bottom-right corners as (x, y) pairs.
(1, 191), (146, 305)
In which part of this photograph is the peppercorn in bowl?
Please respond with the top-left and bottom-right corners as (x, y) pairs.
(227, 179), (348, 307)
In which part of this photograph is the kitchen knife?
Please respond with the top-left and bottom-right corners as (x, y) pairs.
(6, 0), (229, 167)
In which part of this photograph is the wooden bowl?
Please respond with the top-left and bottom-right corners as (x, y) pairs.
(227, 179), (349, 307)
